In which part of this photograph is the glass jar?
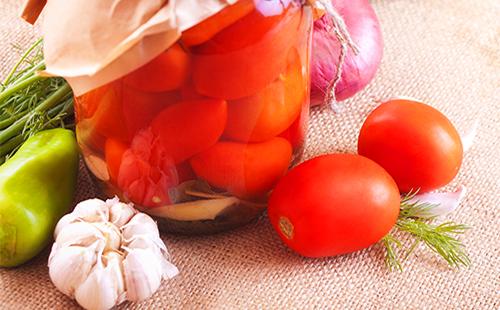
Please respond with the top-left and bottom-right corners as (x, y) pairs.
(75, 1), (313, 234)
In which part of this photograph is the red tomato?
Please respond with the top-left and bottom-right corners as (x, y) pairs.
(117, 129), (179, 208)
(104, 138), (128, 182)
(106, 138), (196, 192)
(268, 154), (400, 258)
(75, 85), (105, 121)
(181, 0), (254, 46)
(151, 99), (227, 163)
(192, 2), (302, 99)
(279, 117), (305, 151)
(357, 99), (463, 193)
(180, 80), (207, 101)
(123, 43), (190, 92)
(121, 86), (180, 137)
(75, 83), (125, 152)
(78, 82), (128, 143)
(224, 49), (305, 142)
(76, 82), (180, 147)
(190, 137), (292, 198)
(279, 98), (310, 150)
(176, 161), (197, 183)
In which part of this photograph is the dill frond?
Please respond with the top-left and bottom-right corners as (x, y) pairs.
(382, 191), (470, 271)
(0, 39), (73, 163)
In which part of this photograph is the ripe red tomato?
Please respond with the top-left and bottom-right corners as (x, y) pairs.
(357, 99), (463, 193)
(123, 43), (190, 92)
(223, 49), (305, 142)
(151, 99), (227, 164)
(121, 86), (181, 138)
(278, 103), (309, 150)
(192, 2), (302, 100)
(180, 80), (207, 100)
(175, 161), (197, 183)
(77, 82), (128, 144)
(190, 137), (292, 199)
(76, 82), (180, 149)
(104, 138), (128, 182)
(181, 0), (255, 46)
(105, 138), (196, 203)
(268, 154), (400, 258)
(116, 129), (179, 208)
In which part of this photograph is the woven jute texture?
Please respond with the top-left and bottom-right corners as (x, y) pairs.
(1, 1), (499, 309)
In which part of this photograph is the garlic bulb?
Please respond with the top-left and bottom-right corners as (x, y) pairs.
(49, 197), (178, 310)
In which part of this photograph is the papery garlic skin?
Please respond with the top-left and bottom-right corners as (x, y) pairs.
(48, 197), (178, 310)
(409, 186), (467, 218)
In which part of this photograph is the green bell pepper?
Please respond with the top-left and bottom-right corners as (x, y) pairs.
(0, 128), (79, 267)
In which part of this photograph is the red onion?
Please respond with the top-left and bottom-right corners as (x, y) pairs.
(311, 0), (383, 106)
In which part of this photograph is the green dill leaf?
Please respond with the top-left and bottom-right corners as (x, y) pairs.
(396, 219), (470, 267)
(399, 190), (440, 219)
(382, 234), (403, 271)
(0, 39), (73, 162)
(381, 191), (471, 271)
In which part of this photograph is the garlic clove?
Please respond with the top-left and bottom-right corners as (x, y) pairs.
(72, 199), (109, 223)
(55, 221), (105, 247)
(409, 186), (467, 219)
(103, 251), (126, 304)
(92, 222), (122, 252)
(74, 268), (115, 310)
(48, 243), (99, 296)
(124, 235), (178, 279)
(54, 213), (79, 237)
(125, 234), (166, 252)
(121, 213), (160, 240)
(74, 250), (126, 310)
(461, 120), (479, 153)
(123, 248), (165, 302)
(108, 200), (137, 228)
(84, 154), (110, 182)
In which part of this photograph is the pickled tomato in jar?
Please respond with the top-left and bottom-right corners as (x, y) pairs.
(75, 0), (313, 234)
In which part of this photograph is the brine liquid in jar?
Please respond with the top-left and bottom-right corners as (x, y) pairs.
(75, 0), (313, 234)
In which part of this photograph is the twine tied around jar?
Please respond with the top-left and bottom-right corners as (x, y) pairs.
(307, 0), (359, 109)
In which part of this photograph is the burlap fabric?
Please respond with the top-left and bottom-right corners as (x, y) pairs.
(1, 1), (499, 309)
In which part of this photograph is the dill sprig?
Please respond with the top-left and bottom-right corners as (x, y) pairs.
(0, 39), (74, 164)
(383, 191), (470, 271)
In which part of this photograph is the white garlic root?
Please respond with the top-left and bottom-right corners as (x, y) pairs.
(49, 197), (178, 310)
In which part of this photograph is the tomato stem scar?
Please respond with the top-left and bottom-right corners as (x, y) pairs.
(279, 216), (294, 240)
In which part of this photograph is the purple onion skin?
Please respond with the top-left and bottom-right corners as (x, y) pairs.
(311, 0), (383, 106)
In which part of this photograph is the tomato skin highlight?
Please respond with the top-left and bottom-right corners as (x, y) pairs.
(151, 99), (227, 164)
(190, 137), (292, 199)
(357, 99), (463, 193)
(268, 154), (400, 258)
(123, 43), (190, 92)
